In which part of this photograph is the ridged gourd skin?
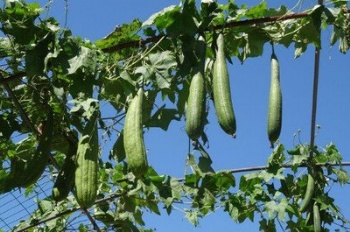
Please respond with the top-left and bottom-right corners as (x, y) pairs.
(124, 88), (148, 177)
(267, 53), (282, 148)
(75, 116), (99, 208)
(10, 111), (53, 188)
(313, 203), (321, 232)
(185, 35), (207, 141)
(299, 173), (315, 213)
(52, 142), (77, 202)
(212, 33), (236, 137)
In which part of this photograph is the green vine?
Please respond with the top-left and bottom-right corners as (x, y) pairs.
(0, 0), (350, 231)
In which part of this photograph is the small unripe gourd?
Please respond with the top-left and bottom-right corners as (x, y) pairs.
(299, 173), (315, 213)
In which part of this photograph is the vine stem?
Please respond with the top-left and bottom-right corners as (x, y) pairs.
(1, 80), (38, 136)
(0, 74), (60, 169)
(0, 71), (26, 85)
(81, 207), (101, 232)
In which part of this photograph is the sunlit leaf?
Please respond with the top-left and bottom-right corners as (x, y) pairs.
(332, 168), (350, 185)
(96, 19), (142, 50)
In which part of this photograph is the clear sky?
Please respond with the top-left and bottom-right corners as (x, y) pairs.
(13, 0), (350, 231)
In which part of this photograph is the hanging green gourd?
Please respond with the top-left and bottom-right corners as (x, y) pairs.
(212, 32), (237, 137)
(185, 34), (207, 141)
(267, 47), (282, 148)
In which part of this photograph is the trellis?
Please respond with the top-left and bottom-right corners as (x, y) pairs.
(1, 1), (350, 231)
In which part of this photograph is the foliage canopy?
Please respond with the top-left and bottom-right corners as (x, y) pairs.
(0, 0), (350, 231)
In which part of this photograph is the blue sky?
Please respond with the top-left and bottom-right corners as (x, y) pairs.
(17, 0), (350, 231)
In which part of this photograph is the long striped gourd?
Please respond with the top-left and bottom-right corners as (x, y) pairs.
(212, 33), (236, 137)
(185, 34), (207, 141)
(267, 52), (282, 148)
(75, 114), (99, 208)
(123, 88), (148, 177)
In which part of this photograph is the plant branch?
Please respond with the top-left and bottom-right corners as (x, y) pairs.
(81, 207), (101, 232)
(0, 71), (26, 85)
(101, 8), (350, 53)
(0, 73), (60, 169)
(101, 35), (164, 53)
(1, 81), (39, 136)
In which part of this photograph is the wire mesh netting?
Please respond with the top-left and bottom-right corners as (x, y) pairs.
(0, 171), (99, 231)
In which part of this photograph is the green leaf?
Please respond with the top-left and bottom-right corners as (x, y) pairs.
(215, 172), (235, 192)
(145, 51), (177, 89)
(96, 19), (142, 50)
(170, 177), (182, 200)
(198, 156), (215, 174)
(142, 5), (180, 29)
(0, 38), (12, 58)
(324, 143), (342, 164)
(294, 42), (305, 58)
(67, 46), (95, 75)
(264, 200), (287, 221)
(331, 0), (348, 7)
(38, 199), (54, 214)
(332, 168), (350, 186)
(157, 177), (176, 209)
(146, 193), (161, 215)
(175, 0), (199, 36)
(259, 219), (277, 232)
(266, 145), (285, 177)
(70, 98), (99, 120)
(239, 173), (262, 192)
(244, 29), (270, 58)
(310, 4), (324, 30)
(185, 210), (199, 226)
(294, 18), (320, 57)
(146, 106), (180, 130)
(101, 73), (134, 111)
(0, 112), (20, 139)
(225, 201), (239, 221)
(25, 34), (52, 77)
(245, 2), (268, 18)
(287, 145), (302, 156)
(1, 1), (42, 45)
(184, 172), (200, 188)
(199, 189), (216, 214)
(133, 209), (146, 227)
(110, 131), (125, 162)
(143, 2), (199, 36)
(94, 211), (115, 225)
(148, 174), (166, 183)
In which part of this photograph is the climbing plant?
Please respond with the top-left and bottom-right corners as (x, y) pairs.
(0, 0), (350, 231)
